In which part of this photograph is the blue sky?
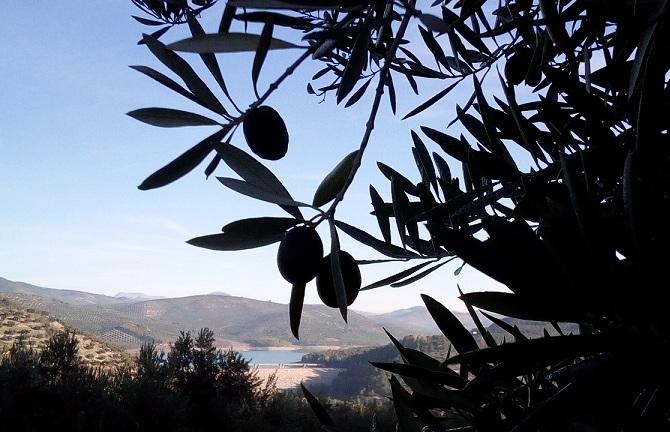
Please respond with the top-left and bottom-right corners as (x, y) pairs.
(1, 1), (506, 312)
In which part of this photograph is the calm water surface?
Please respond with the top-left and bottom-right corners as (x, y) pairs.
(240, 350), (306, 365)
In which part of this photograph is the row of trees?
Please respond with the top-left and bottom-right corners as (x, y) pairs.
(0, 329), (392, 431)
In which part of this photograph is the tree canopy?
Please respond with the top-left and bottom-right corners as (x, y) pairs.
(129, 0), (670, 430)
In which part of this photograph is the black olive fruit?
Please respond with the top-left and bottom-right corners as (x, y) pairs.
(504, 48), (532, 86)
(277, 226), (323, 284)
(243, 105), (289, 160)
(316, 251), (361, 308)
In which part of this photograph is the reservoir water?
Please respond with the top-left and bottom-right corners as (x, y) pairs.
(240, 350), (306, 366)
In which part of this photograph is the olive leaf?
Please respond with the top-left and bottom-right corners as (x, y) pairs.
(187, 217), (299, 251)
(130, 65), (217, 113)
(329, 221), (348, 322)
(362, 261), (434, 290)
(313, 150), (359, 207)
(403, 79), (461, 120)
(216, 143), (303, 219)
(138, 127), (229, 190)
(217, 177), (311, 209)
(337, 30), (370, 103)
(127, 108), (219, 128)
(252, 20), (274, 96)
(167, 33), (299, 53)
(143, 34), (227, 116)
(289, 282), (305, 340)
(334, 220), (416, 259)
(422, 294), (479, 354)
(187, 14), (236, 107)
(390, 261), (448, 288)
(301, 383), (336, 428)
(370, 185), (392, 244)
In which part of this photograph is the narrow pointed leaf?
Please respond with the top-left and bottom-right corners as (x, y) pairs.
(132, 16), (165, 26)
(403, 79), (461, 120)
(391, 177), (408, 249)
(167, 33), (299, 53)
(459, 286), (496, 347)
(370, 185), (392, 244)
(372, 362), (467, 389)
(289, 283), (305, 339)
(301, 383), (335, 426)
(138, 128), (228, 190)
(253, 20), (274, 95)
(411, 131), (437, 193)
(130, 65), (212, 111)
(386, 72), (397, 114)
(334, 220), (416, 258)
(143, 34), (226, 116)
(187, 217), (299, 251)
(345, 77), (372, 107)
(187, 15), (235, 109)
(384, 328), (441, 370)
(337, 30), (370, 103)
(480, 311), (528, 341)
(313, 150), (359, 207)
(377, 163), (420, 197)
(329, 221), (348, 322)
(217, 177), (311, 209)
(127, 108), (219, 127)
(389, 376), (429, 432)
(422, 294), (478, 354)
(390, 261), (448, 287)
(216, 143), (303, 219)
(362, 261), (434, 290)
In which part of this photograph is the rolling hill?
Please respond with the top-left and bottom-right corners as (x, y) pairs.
(2, 277), (441, 350)
(362, 305), (491, 334)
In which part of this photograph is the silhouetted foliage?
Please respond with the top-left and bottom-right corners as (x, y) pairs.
(0, 328), (393, 431)
(129, 0), (670, 430)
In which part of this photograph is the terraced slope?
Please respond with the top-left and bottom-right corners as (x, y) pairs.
(0, 297), (129, 369)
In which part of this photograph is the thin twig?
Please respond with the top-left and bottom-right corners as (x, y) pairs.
(326, 0), (417, 216)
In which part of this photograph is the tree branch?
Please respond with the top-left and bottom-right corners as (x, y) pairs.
(326, 0), (417, 216)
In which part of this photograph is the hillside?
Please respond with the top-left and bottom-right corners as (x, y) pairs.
(1, 277), (429, 349)
(0, 297), (129, 369)
(0, 277), (128, 305)
(364, 305), (490, 334)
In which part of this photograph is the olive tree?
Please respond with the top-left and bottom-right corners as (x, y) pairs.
(129, 0), (670, 430)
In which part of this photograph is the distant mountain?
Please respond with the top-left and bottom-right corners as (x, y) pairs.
(207, 291), (230, 296)
(1, 277), (423, 350)
(0, 277), (127, 305)
(366, 305), (490, 335)
(114, 292), (165, 301)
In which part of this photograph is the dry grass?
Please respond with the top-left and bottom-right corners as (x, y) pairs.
(0, 297), (131, 370)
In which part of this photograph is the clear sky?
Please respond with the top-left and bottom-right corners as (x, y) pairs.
(1, 1), (506, 313)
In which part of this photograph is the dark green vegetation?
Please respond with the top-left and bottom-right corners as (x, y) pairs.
(243, 105), (289, 160)
(129, 0), (670, 430)
(0, 327), (394, 431)
(316, 252), (361, 308)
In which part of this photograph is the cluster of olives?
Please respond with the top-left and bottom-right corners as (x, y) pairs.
(276, 226), (361, 308)
(243, 105), (289, 161)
